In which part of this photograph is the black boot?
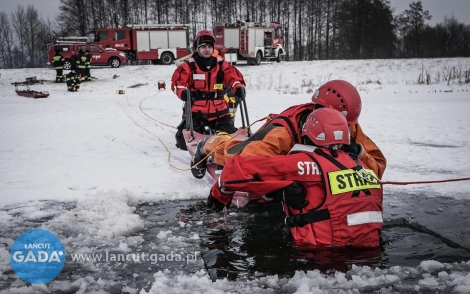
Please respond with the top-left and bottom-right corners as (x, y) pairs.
(175, 122), (187, 151)
(191, 137), (209, 179)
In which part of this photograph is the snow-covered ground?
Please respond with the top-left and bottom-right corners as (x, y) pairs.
(1, 58), (470, 293)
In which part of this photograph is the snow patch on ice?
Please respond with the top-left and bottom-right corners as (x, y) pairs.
(43, 190), (144, 239)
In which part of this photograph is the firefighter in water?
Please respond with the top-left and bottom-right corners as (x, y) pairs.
(171, 29), (246, 151)
(190, 80), (387, 180)
(52, 50), (65, 82)
(207, 107), (384, 247)
(66, 70), (81, 92)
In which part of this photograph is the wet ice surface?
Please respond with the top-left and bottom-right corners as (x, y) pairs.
(1, 191), (470, 293)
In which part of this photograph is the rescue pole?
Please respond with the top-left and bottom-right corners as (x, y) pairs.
(237, 95), (251, 136)
(185, 92), (194, 139)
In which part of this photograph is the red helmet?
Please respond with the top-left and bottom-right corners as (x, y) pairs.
(311, 80), (362, 124)
(301, 108), (350, 147)
(193, 30), (215, 50)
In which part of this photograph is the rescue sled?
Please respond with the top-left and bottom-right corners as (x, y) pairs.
(12, 82), (50, 99)
(182, 93), (268, 208)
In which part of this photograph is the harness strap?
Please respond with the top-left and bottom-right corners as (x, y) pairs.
(188, 58), (225, 97)
(192, 108), (230, 120)
(271, 116), (299, 143)
(285, 209), (330, 228)
(216, 59), (224, 83)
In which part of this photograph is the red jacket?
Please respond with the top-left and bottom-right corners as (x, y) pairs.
(171, 54), (245, 121)
(211, 145), (383, 247)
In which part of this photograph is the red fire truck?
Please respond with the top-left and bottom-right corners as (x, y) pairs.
(213, 21), (286, 65)
(86, 24), (190, 65)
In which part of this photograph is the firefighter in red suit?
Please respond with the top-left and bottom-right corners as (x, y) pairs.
(191, 80), (386, 180)
(207, 108), (384, 247)
(171, 30), (246, 151)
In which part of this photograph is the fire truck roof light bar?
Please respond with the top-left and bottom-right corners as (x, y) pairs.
(125, 24), (189, 29)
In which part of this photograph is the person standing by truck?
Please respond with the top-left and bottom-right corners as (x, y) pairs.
(51, 50), (65, 82)
(77, 49), (87, 81)
(70, 51), (78, 72)
(84, 50), (92, 81)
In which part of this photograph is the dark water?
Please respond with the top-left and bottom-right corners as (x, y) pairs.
(175, 201), (470, 281)
(2, 198), (470, 292)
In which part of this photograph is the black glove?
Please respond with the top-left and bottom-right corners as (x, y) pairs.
(235, 86), (246, 100)
(180, 89), (190, 101)
(266, 182), (308, 210)
(341, 136), (364, 157)
(207, 195), (230, 212)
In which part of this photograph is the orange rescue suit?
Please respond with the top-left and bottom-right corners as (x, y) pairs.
(203, 103), (387, 179)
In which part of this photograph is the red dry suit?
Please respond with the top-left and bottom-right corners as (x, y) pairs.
(171, 53), (245, 121)
(211, 145), (383, 247)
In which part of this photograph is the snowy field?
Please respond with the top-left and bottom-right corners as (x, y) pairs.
(1, 58), (470, 293)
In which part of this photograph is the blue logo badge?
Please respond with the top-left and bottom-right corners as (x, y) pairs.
(10, 229), (65, 284)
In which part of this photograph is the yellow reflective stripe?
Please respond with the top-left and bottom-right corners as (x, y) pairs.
(328, 169), (380, 195)
(213, 83), (224, 90)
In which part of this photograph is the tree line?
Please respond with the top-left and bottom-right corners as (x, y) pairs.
(1, 0), (469, 68)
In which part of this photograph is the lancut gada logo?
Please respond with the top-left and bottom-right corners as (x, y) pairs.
(10, 229), (65, 284)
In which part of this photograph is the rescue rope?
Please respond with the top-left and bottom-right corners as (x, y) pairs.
(379, 177), (470, 185)
(355, 164), (470, 186)
(116, 100), (470, 184)
(119, 91), (271, 172)
(139, 97), (176, 129)
(116, 96), (177, 171)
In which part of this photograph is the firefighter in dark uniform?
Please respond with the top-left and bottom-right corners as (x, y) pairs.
(52, 50), (65, 82)
(77, 49), (87, 81)
(84, 50), (92, 81)
(66, 70), (81, 92)
(70, 51), (78, 72)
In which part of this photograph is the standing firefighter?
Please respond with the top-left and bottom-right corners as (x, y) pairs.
(171, 29), (246, 150)
(70, 51), (78, 72)
(77, 49), (87, 81)
(84, 50), (92, 81)
(52, 50), (65, 82)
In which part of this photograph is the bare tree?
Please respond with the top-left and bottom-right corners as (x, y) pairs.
(397, 1), (432, 57)
(11, 5), (28, 67)
(0, 12), (15, 68)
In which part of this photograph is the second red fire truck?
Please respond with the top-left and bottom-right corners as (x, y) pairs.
(86, 24), (190, 65)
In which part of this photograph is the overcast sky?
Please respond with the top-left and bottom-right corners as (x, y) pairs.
(0, 0), (469, 25)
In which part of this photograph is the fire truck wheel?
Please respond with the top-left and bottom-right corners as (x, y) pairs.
(63, 61), (72, 70)
(109, 57), (121, 68)
(160, 52), (174, 65)
(255, 51), (262, 65)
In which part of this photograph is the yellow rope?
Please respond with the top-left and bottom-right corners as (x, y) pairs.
(188, 115), (271, 171)
(119, 93), (272, 173)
